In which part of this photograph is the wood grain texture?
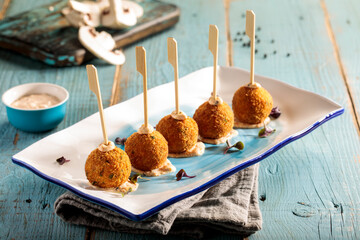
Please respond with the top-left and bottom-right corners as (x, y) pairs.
(0, 0), (179, 66)
(229, 0), (360, 239)
(0, 1), (116, 240)
(0, 0), (11, 20)
(323, 0), (360, 133)
(0, 56), (116, 240)
(1, 0), (359, 239)
(167, 37), (179, 113)
(0, 56), (117, 240)
(110, 65), (122, 106)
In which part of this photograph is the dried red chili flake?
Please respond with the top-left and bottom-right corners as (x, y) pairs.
(56, 156), (70, 165)
(269, 106), (281, 119)
(176, 169), (196, 181)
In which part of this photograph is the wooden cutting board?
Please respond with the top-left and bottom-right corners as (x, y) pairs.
(0, 0), (179, 67)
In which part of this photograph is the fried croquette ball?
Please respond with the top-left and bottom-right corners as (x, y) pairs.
(156, 115), (198, 153)
(232, 86), (273, 124)
(125, 130), (168, 171)
(193, 101), (234, 139)
(85, 147), (131, 188)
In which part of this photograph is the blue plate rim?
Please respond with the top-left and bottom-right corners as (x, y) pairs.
(12, 107), (344, 221)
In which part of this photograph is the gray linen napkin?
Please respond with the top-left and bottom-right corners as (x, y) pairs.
(54, 164), (262, 238)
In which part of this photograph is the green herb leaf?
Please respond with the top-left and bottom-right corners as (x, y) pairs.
(258, 125), (276, 138)
(130, 174), (141, 184)
(234, 141), (244, 150)
(224, 140), (245, 154)
(129, 174), (150, 184)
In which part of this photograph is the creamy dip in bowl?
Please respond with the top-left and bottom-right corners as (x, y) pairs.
(2, 83), (69, 132)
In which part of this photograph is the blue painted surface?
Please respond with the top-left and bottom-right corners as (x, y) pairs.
(1, 0), (360, 239)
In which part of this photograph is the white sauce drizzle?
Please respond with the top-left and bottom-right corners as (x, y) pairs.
(168, 142), (205, 158)
(137, 124), (154, 134)
(246, 82), (262, 89)
(131, 159), (176, 177)
(208, 95), (224, 105)
(170, 110), (187, 120)
(97, 141), (115, 152)
(11, 94), (60, 110)
(234, 117), (270, 129)
(114, 180), (138, 194)
(199, 129), (238, 145)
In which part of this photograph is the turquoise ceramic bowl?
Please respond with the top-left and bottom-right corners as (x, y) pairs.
(2, 83), (69, 132)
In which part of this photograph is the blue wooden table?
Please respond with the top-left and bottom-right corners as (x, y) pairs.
(1, 0), (359, 239)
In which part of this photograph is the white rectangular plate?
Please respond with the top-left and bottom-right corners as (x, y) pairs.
(12, 66), (343, 221)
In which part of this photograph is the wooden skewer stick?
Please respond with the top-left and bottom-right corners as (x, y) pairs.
(246, 10), (256, 86)
(167, 37), (179, 114)
(86, 64), (109, 145)
(136, 46), (149, 128)
(209, 25), (219, 100)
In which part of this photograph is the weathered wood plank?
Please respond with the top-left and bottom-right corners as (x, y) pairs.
(0, 54), (118, 239)
(229, 0), (360, 239)
(2, 0), (359, 239)
(0, 1), (118, 240)
(323, 0), (360, 133)
(0, 0), (179, 66)
(0, 0), (11, 20)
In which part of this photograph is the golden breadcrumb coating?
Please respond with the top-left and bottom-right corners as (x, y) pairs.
(125, 130), (168, 171)
(156, 115), (198, 153)
(232, 86), (273, 124)
(85, 147), (131, 188)
(193, 101), (234, 139)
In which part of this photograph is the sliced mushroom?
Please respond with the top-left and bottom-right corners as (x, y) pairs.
(78, 26), (125, 65)
(123, 0), (143, 18)
(63, 0), (109, 27)
(101, 0), (137, 29)
(62, 7), (87, 28)
(69, 0), (108, 13)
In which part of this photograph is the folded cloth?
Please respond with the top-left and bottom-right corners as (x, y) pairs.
(54, 164), (262, 239)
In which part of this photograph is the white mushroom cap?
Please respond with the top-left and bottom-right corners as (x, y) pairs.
(101, 0), (137, 29)
(69, 0), (108, 13)
(63, 0), (143, 29)
(123, 0), (143, 18)
(62, 7), (87, 28)
(78, 26), (125, 65)
(63, 0), (110, 27)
